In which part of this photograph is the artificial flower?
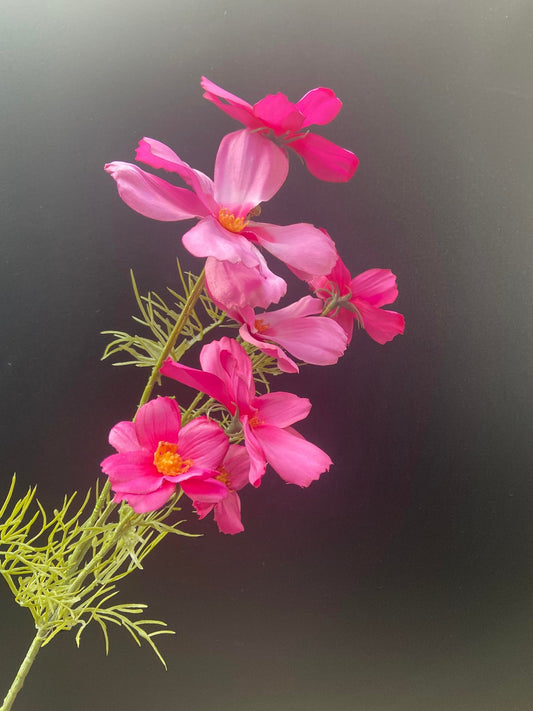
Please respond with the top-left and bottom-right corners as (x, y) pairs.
(310, 256), (405, 345)
(160, 337), (332, 487)
(100, 397), (229, 513)
(201, 76), (359, 182)
(105, 130), (337, 292)
(194, 445), (250, 534)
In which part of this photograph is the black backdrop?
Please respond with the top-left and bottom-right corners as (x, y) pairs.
(2, 1), (532, 709)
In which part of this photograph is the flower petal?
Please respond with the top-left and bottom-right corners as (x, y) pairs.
(253, 392), (311, 428)
(178, 417), (229, 470)
(201, 76), (258, 128)
(105, 162), (207, 221)
(223, 445), (251, 491)
(290, 133), (359, 182)
(114, 481), (176, 513)
(238, 324), (299, 374)
(214, 129), (288, 216)
(242, 419), (267, 487)
(182, 216), (263, 267)
(199, 337), (255, 407)
(213, 491), (244, 534)
(108, 421), (140, 453)
(253, 93), (304, 133)
(250, 221), (337, 278)
(205, 256), (286, 312)
(266, 313), (347, 366)
(350, 269), (399, 307)
(354, 302), (405, 345)
(160, 358), (233, 412)
(135, 138), (217, 214)
(253, 425), (332, 487)
(296, 87), (342, 127)
(181, 477), (228, 503)
(135, 397), (181, 451)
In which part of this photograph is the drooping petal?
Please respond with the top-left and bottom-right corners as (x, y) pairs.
(205, 256), (286, 312)
(238, 324), (299, 374)
(214, 129), (288, 216)
(199, 338), (255, 406)
(296, 87), (342, 126)
(253, 392), (311, 428)
(178, 417), (229, 470)
(350, 268), (399, 307)
(223, 445), (251, 491)
(250, 221), (337, 278)
(135, 138), (217, 214)
(213, 491), (244, 534)
(290, 133), (359, 182)
(108, 421), (140, 453)
(105, 162), (207, 221)
(260, 295), (322, 323)
(113, 481), (176, 514)
(253, 425), (332, 487)
(181, 476), (228, 503)
(182, 216), (264, 267)
(160, 358), (233, 412)
(353, 301), (405, 345)
(201, 76), (258, 128)
(135, 397), (181, 452)
(253, 93), (304, 133)
(242, 419), (267, 487)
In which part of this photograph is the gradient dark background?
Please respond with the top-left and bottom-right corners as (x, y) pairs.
(1, 1), (532, 709)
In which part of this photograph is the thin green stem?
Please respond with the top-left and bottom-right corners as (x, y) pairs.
(1, 631), (45, 711)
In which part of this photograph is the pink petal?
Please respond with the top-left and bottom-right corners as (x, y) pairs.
(290, 133), (359, 182)
(181, 477), (228, 503)
(205, 256), (286, 312)
(182, 216), (264, 267)
(135, 397), (181, 452)
(238, 324), (299, 374)
(242, 419), (267, 487)
(100, 451), (155, 485)
(354, 302), (405, 345)
(309, 253), (352, 295)
(296, 87), (342, 127)
(350, 268), (399, 307)
(105, 162), (207, 221)
(253, 425), (332, 487)
(265, 313), (347, 366)
(199, 338), (255, 406)
(160, 358), (233, 412)
(223, 445), (251, 491)
(108, 421), (140, 453)
(213, 491), (244, 534)
(200, 76), (258, 128)
(253, 392), (311, 428)
(114, 481), (176, 514)
(253, 93), (304, 133)
(250, 222), (337, 278)
(260, 295), (322, 323)
(214, 129), (288, 216)
(178, 417), (229, 470)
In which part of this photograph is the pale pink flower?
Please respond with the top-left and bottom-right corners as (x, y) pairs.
(105, 130), (337, 291)
(310, 256), (405, 345)
(205, 256), (286, 312)
(194, 445), (250, 534)
(160, 337), (332, 487)
(201, 76), (359, 182)
(232, 296), (348, 373)
(100, 397), (229, 513)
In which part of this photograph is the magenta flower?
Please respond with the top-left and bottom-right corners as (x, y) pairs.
(100, 397), (229, 513)
(194, 445), (250, 534)
(105, 130), (337, 290)
(310, 257), (405, 345)
(160, 337), (332, 488)
(201, 76), (359, 183)
(232, 295), (348, 373)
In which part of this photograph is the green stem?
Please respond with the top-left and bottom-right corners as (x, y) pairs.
(1, 268), (208, 711)
(1, 631), (45, 711)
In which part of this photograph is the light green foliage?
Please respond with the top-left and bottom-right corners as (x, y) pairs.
(0, 475), (194, 666)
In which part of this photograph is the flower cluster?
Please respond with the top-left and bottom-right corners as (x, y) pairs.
(103, 77), (404, 534)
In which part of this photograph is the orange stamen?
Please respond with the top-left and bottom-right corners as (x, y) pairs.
(254, 317), (269, 333)
(153, 441), (193, 477)
(218, 207), (249, 233)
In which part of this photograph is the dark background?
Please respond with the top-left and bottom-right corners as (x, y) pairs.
(1, 1), (532, 709)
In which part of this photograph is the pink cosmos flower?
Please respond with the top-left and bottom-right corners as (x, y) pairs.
(100, 397), (229, 513)
(230, 295), (348, 374)
(105, 130), (338, 298)
(160, 337), (332, 488)
(205, 256), (286, 312)
(194, 444), (250, 534)
(310, 257), (405, 345)
(201, 76), (359, 183)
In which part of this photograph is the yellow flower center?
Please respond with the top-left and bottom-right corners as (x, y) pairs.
(248, 414), (263, 429)
(215, 467), (232, 489)
(218, 207), (249, 233)
(153, 441), (193, 477)
(254, 317), (269, 333)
